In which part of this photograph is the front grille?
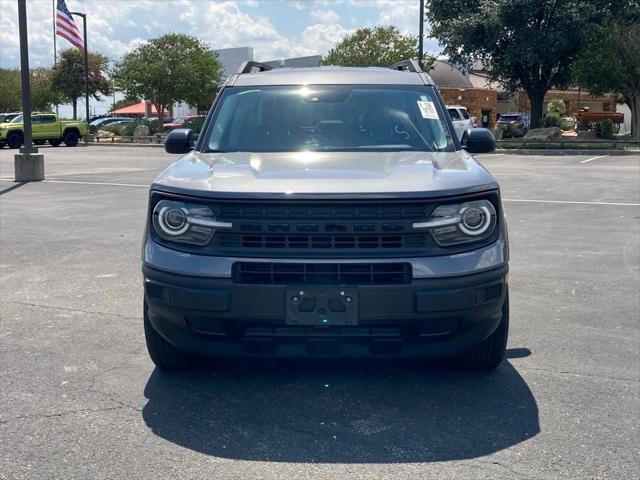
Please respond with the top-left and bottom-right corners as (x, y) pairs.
(150, 192), (501, 258)
(233, 262), (412, 285)
(218, 233), (427, 250)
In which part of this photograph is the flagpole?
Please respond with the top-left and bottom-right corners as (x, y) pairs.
(52, 0), (58, 116)
(69, 10), (89, 145)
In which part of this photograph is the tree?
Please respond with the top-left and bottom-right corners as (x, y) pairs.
(0, 68), (62, 112)
(322, 26), (434, 70)
(573, 21), (640, 140)
(112, 33), (224, 125)
(52, 48), (111, 119)
(426, 0), (626, 128)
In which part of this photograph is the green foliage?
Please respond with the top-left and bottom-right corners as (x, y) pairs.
(546, 99), (567, 116)
(52, 49), (111, 119)
(182, 116), (205, 134)
(322, 26), (433, 69)
(596, 119), (615, 139)
(112, 33), (223, 125)
(543, 115), (559, 128)
(573, 20), (640, 140)
(123, 118), (162, 137)
(425, 0), (626, 128)
(0, 68), (62, 112)
(102, 123), (127, 136)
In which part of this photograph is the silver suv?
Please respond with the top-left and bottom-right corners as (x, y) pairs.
(143, 60), (509, 371)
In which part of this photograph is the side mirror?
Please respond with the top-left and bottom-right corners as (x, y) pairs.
(165, 128), (194, 154)
(463, 128), (495, 154)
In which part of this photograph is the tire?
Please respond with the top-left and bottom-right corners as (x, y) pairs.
(144, 303), (191, 370)
(459, 290), (509, 371)
(63, 130), (79, 147)
(49, 139), (62, 147)
(0, 142), (5, 149)
(7, 132), (23, 149)
(33, 139), (46, 145)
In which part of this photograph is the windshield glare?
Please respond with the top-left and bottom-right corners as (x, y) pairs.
(203, 85), (453, 153)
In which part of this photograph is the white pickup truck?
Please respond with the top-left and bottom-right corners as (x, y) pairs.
(447, 105), (474, 144)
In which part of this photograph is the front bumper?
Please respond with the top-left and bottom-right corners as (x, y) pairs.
(143, 263), (508, 358)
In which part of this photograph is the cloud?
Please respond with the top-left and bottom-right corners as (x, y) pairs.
(310, 9), (341, 24)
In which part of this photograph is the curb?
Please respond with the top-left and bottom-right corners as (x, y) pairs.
(90, 142), (164, 148)
(495, 149), (639, 156)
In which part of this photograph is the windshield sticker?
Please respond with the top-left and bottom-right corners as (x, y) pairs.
(417, 100), (439, 119)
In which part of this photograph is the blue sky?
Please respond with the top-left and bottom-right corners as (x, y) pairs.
(0, 0), (441, 117)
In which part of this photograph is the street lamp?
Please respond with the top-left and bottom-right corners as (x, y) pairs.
(15, 0), (44, 181)
(69, 10), (89, 144)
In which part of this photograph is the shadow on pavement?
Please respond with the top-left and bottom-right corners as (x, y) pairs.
(142, 350), (538, 463)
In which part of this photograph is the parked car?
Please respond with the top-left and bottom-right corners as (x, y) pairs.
(144, 60), (507, 372)
(89, 117), (135, 132)
(446, 105), (474, 143)
(496, 113), (530, 137)
(0, 112), (21, 124)
(163, 115), (205, 130)
(0, 113), (88, 148)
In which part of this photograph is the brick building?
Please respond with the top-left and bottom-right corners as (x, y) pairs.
(427, 60), (498, 128)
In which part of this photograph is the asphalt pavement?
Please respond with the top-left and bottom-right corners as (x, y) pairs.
(0, 146), (638, 479)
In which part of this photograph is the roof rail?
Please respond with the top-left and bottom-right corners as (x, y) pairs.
(389, 60), (423, 73)
(237, 61), (274, 75)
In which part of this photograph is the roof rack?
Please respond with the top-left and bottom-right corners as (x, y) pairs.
(237, 61), (274, 75)
(389, 60), (423, 73)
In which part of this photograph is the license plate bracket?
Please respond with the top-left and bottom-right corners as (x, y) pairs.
(285, 287), (358, 326)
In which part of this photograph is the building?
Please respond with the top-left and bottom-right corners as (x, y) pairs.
(428, 60), (498, 128)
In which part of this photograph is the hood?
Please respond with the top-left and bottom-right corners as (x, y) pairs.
(152, 150), (498, 198)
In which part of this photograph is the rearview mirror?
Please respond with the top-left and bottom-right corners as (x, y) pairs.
(165, 128), (194, 154)
(463, 128), (496, 154)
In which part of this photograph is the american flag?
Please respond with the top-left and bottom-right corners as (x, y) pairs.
(56, 0), (84, 50)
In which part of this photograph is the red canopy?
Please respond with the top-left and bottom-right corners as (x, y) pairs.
(110, 101), (169, 116)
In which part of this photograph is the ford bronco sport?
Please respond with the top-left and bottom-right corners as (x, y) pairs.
(143, 60), (509, 371)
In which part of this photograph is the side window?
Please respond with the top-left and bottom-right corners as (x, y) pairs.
(42, 115), (56, 123)
(460, 108), (470, 119)
(447, 108), (461, 121)
(32, 115), (42, 124)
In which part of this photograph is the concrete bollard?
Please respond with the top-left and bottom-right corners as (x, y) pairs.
(14, 150), (45, 182)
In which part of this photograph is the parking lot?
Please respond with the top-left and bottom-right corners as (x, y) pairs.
(0, 146), (638, 479)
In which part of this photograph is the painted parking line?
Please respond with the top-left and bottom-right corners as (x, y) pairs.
(579, 155), (609, 164)
(43, 179), (148, 188)
(474, 153), (505, 158)
(502, 198), (639, 207)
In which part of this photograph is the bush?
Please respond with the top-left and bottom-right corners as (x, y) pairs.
(123, 118), (162, 136)
(543, 114), (560, 128)
(102, 123), (127, 136)
(595, 119), (614, 139)
(182, 116), (206, 134)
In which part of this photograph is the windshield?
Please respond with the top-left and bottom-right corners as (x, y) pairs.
(499, 115), (521, 122)
(10, 115), (23, 123)
(202, 85), (454, 153)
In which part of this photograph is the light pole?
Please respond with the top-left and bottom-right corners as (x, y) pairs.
(418, 0), (425, 69)
(15, 0), (44, 182)
(69, 10), (89, 144)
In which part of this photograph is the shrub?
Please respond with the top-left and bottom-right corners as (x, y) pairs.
(546, 99), (566, 116)
(543, 114), (559, 128)
(596, 119), (614, 139)
(182, 116), (206, 134)
(123, 118), (162, 136)
(102, 123), (127, 136)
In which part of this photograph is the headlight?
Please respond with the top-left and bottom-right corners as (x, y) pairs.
(413, 199), (497, 246)
(152, 199), (231, 246)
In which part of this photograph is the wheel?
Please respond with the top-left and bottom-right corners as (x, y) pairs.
(63, 131), (79, 147)
(459, 290), (509, 370)
(33, 140), (46, 145)
(6, 132), (23, 149)
(144, 302), (191, 370)
(49, 139), (62, 147)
